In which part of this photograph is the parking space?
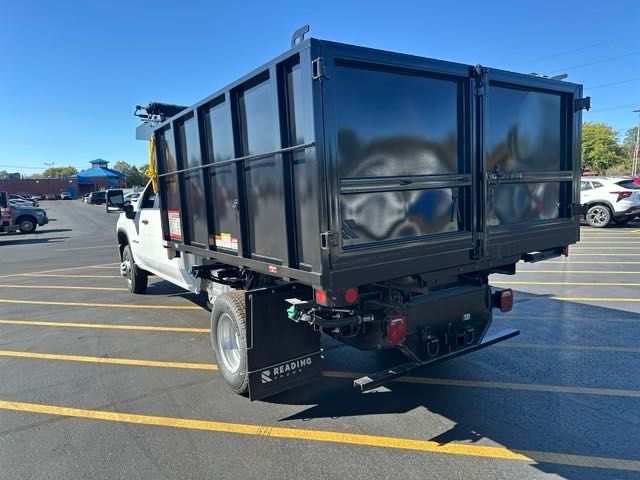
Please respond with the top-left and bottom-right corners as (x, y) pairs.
(2, 202), (640, 479)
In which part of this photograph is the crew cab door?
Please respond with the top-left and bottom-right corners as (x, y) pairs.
(136, 184), (196, 290)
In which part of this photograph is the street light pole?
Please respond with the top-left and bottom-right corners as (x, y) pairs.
(633, 109), (640, 177)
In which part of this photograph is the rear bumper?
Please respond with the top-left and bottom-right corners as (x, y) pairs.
(38, 217), (49, 226)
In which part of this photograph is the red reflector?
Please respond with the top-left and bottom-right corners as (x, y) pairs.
(387, 315), (407, 345)
(499, 289), (513, 313)
(344, 287), (358, 304)
(315, 288), (327, 306)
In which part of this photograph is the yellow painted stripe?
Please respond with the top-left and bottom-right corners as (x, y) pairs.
(0, 284), (127, 292)
(0, 263), (120, 278)
(0, 319), (208, 333)
(578, 242), (640, 244)
(493, 281), (640, 286)
(0, 299), (201, 310)
(323, 371), (640, 398)
(2, 348), (638, 398)
(17, 274), (122, 278)
(553, 296), (640, 303)
(495, 343), (640, 354)
(568, 253), (640, 256)
(0, 350), (217, 370)
(543, 261), (640, 264)
(514, 270), (640, 274)
(2, 400), (640, 470)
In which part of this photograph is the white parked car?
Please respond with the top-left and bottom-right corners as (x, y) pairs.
(580, 176), (640, 227)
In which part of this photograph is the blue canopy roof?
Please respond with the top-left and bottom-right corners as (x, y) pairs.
(73, 167), (127, 178)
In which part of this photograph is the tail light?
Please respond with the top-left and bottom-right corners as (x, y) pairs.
(314, 288), (328, 306)
(611, 191), (632, 202)
(343, 287), (358, 304)
(492, 289), (513, 313)
(387, 315), (407, 345)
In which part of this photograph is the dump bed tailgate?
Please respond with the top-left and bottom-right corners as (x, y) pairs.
(317, 40), (581, 287)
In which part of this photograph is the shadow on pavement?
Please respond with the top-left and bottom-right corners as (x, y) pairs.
(260, 295), (640, 479)
(0, 236), (69, 246)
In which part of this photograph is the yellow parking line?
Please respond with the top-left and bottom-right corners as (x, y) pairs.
(2, 348), (637, 398)
(0, 299), (202, 310)
(0, 350), (217, 370)
(18, 274), (122, 278)
(578, 242), (640, 244)
(572, 247), (640, 250)
(568, 253), (640, 256)
(543, 261), (640, 264)
(553, 297), (640, 303)
(514, 270), (640, 274)
(0, 284), (127, 292)
(0, 319), (209, 333)
(0, 263), (120, 279)
(495, 343), (640, 354)
(492, 281), (640, 286)
(1, 400), (639, 470)
(323, 371), (640, 398)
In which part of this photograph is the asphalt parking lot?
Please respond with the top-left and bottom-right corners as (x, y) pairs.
(1, 200), (640, 479)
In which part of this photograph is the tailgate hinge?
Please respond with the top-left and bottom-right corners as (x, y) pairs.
(474, 64), (487, 96)
(574, 97), (591, 111)
(312, 57), (328, 80)
(320, 231), (335, 250)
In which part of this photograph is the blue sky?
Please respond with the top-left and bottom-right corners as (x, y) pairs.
(1, 0), (638, 174)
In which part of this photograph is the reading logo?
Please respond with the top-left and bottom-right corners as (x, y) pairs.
(260, 357), (313, 384)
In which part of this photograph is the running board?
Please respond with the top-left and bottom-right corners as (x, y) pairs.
(353, 328), (520, 392)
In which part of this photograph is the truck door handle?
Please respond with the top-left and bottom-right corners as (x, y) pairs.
(141, 219), (149, 225)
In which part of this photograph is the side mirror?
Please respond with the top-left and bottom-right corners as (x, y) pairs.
(106, 189), (125, 213)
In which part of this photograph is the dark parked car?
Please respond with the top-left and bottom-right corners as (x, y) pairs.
(87, 191), (107, 204)
(10, 204), (48, 233)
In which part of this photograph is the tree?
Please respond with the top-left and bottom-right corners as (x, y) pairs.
(41, 166), (78, 178)
(0, 170), (8, 179)
(581, 122), (624, 174)
(622, 126), (639, 162)
(112, 160), (149, 187)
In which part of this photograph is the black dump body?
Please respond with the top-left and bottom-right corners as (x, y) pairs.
(152, 38), (583, 291)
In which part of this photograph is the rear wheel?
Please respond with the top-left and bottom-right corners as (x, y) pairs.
(586, 205), (611, 228)
(211, 291), (248, 394)
(16, 216), (37, 233)
(122, 245), (148, 294)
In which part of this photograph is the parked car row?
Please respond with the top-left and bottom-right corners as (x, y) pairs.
(581, 176), (640, 228)
(0, 191), (49, 233)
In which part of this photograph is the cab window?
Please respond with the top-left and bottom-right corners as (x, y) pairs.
(581, 181), (592, 191)
(591, 181), (603, 188)
(139, 185), (158, 209)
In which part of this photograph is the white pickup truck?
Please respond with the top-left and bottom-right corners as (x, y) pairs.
(111, 184), (202, 295)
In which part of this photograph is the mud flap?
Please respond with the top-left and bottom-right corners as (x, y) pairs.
(246, 283), (321, 401)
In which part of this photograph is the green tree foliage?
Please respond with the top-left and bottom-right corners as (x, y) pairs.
(581, 122), (624, 174)
(41, 166), (78, 178)
(621, 126), (639, 161)
(112, 160), (149, 187)
(0, 170), (8, 179)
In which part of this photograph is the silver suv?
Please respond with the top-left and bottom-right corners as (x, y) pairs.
(580, 176), (640, 227)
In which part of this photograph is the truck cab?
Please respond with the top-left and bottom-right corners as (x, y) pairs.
(111, 183), (199, 293)
(0, 192), (19, 234)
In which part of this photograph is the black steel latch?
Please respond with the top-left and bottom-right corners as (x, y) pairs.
(312, 57), (328, 80)
(574, 97), (591, 111)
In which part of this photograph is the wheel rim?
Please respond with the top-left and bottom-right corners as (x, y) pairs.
(588, 207), (608, 226)
(20, 220), (34, 232)
(121, 256), (132, 288)
(217, 312), (241, 374)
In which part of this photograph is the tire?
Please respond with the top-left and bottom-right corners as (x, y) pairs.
(121, 245), (148, 294)
(586, 205), (611, 228)
(210, 291), (248, 394)
(613, 217), (631, 225)
(16, 216), (37, 233)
